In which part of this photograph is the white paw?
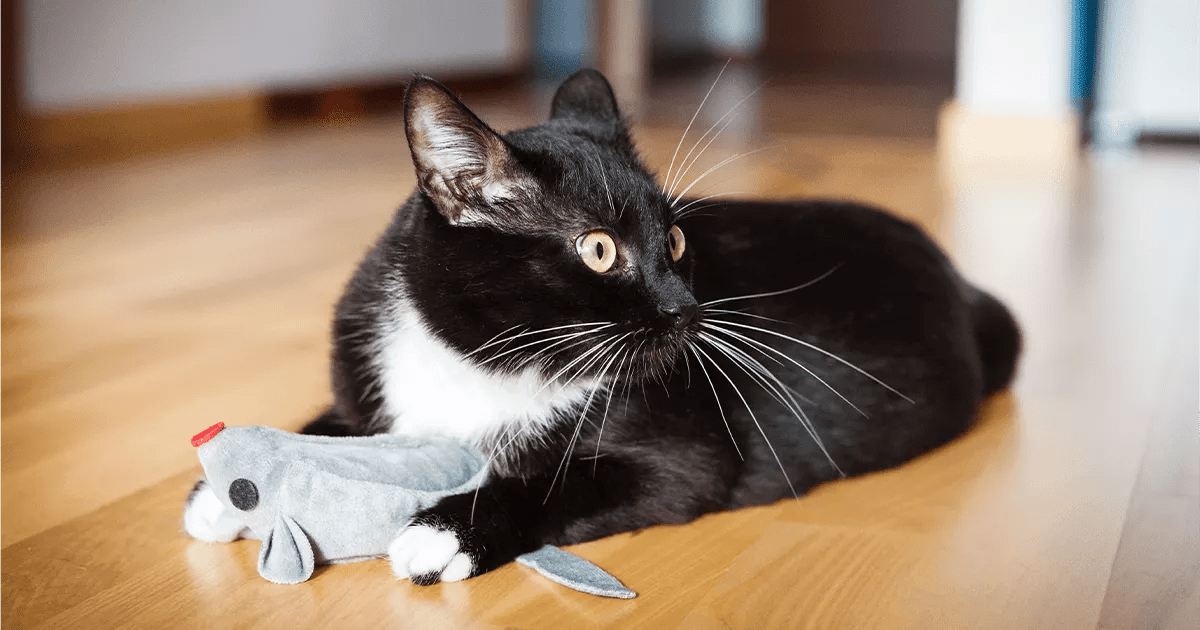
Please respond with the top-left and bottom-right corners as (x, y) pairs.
(183, 480), (247, 542)
(388, 524), (474, 583)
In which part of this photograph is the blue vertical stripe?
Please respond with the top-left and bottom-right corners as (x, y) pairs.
(534, 0), (594, 82)
(1070, 0), (1099, 106)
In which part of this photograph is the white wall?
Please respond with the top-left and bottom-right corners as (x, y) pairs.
(1093, 0), (1200, 142)
(23, 0), (522, 112)
(702, 0), (762, 56)
(955, 0), (1073, 117)
(653, 0), (762, 57)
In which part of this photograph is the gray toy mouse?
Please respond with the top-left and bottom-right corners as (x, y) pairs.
(187, 422), (635, 598)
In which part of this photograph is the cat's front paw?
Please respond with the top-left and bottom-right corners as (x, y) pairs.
(183, 479), (246, 542)
(388, 514), (479, 585)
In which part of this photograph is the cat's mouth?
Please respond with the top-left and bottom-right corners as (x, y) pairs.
(625, 328), (693, 382)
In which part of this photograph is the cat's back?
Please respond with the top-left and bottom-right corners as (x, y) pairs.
(682, 199), (952, 296)
(680, 198), (1007, 419)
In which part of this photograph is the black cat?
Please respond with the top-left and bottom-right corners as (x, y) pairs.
(186, 69), (1020, 585)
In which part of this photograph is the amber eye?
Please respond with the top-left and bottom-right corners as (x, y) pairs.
(667, 225), (686, 262)
(576, 231), (618, 273)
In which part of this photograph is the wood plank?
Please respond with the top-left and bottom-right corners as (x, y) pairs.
(23, 93), (267, 168)
(2, 78), (1197, 629)
(1098, 281), (1200, 630)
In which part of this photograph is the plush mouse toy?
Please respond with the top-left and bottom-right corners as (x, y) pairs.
(188, 422), (635, 598)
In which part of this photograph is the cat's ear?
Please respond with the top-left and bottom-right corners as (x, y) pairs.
(404, 75), (531, 226)
(550, 69), (621, 123)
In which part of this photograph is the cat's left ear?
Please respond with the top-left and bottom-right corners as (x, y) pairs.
(404, 75), (533, 227)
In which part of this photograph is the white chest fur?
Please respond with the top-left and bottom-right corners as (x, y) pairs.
(377, 310), (598, 446)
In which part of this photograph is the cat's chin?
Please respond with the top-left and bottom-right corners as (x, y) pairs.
(622, 330), (694, 384)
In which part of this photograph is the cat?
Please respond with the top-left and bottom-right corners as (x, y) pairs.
(185, 69), (1020, 586)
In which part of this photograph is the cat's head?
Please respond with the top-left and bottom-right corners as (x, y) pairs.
(399, 69), (698, 385)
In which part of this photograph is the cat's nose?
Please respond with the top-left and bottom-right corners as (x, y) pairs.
(660, 302), (699, 330)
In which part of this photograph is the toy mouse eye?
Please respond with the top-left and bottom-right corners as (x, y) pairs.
(229, 478), (259, 511)
(576, 231), (618, 273)
(667, 225), (686, 262)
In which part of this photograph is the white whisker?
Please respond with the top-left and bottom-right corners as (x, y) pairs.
(703, 324), (866, 417)
(699, 332), (843, 476)
(560, 334), (627, 395)
(672, 146), (773, 207)
(539, 332), (629, 396)
(592, 346), (634, 475)
(703, 308), (789, 325)
(465, 323), (526, 356)
(691, 342), (797, 497)
(513, 327), (613, 372)
(472, 425), (515, 523)
(669, 87), (767, 201)
(667, 81), (766, 200)
(673, 191), (743, 218)
(545, 340), (627, 502)
(469, 321), (612, 357)
(663, 60), (730, 198)
(707, 319), (913, 403)
(534, 335), (614, 391)
(680, 338), (693, 389)
(688, 343), (743, 460)
(480, 325), (613, 368)
(699, 265), (842, 308)
(594, 154), (617, 219)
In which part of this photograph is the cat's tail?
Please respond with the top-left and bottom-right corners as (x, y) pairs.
(966, 285), (1022, 396)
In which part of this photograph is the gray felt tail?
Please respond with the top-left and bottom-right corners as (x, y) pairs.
(516, 545), (637, 599)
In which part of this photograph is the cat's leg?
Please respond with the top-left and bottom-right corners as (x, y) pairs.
(388, 449), (730, 584)
(183, 479), (248, 542)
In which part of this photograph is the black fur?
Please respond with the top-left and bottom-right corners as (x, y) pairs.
(300, 70), (1021, 581)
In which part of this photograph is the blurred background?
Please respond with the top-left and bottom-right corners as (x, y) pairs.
(2, 0), (1196, 169)
(2, 2), (1198, 627)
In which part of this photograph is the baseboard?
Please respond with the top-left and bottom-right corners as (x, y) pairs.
(938, 100), (1081, 180)
(20, 93), (267, 169)
(265, 70), (529, 125)
(9, 70), (532, 171)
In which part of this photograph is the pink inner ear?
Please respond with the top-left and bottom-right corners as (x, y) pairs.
(191, 422), (225, 447)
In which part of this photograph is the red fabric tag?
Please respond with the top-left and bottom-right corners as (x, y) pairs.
(191, 422), (226, 447)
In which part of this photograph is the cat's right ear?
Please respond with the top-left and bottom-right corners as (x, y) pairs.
(404, 76), (532, 227)
(550, 69), (621, 123)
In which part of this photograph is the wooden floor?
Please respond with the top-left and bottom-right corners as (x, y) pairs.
(3, 75), (1197, 629)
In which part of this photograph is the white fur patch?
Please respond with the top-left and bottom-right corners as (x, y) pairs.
(480, 180), (514, 204)
(440, 553), (474, 582)
(414, 110), (481, 175)
(389, 525), (473, 581)
(411, 108), (519, 226)
(183, 481), (247, 542)
(378, 309), (598, 448)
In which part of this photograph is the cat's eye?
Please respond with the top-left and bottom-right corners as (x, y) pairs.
(667, 225), (686, 262)
(576, 231), (618, 273)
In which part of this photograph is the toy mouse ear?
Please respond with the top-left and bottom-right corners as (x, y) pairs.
(258, 514), (315, 584)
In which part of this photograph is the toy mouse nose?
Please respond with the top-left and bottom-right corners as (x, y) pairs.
(191, 422), (225, 447)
